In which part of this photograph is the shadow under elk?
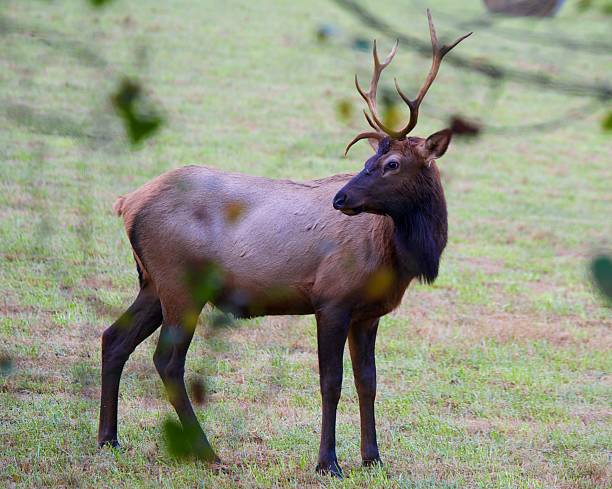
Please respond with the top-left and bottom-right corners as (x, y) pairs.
(98, 10), (471, 477)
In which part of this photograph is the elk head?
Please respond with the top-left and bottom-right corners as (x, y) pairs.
(333, 10), (471, 218)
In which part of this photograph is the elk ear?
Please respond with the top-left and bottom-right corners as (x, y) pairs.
(368, 137), (380, 152)
(425, 129), (452, 160)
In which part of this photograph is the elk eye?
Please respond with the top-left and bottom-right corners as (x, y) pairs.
(385, 160), (399, 171)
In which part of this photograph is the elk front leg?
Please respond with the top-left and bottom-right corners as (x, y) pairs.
(314, 307), (351, 477)
(153, 301), (218, 462)
(348, 317), (381, 466)
(98, 284), (163, 447)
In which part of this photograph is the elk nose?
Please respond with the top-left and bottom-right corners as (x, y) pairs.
(333, 192), (347, 210)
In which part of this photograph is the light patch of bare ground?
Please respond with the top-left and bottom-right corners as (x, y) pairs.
(208, 313), (315, 353)
(404, 304), (612, 349)
(460, 255), (507, 275)
(570, 406), (611, 426)
(0, 300), (40, 317)
(80, 276), (115, 290)
(394, 274), (611, 348)
(438, 416), (612, 489)
(454, 311), (605, 346)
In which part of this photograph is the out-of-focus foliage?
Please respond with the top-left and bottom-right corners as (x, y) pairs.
(365, 267), (394, 300)
(601, 111), (612, 131)
(316, 24), (337, 43)
(223, 201), (246, 224)
(163, 419), (199, 459)
(382, 105), (403, 133)
(351, 36), (370, 52)
(88, 0), (115, 7)
(207, 310), (235, 329)
(163, 418), (216, 461)
(335, 99), (354, 122)
(189, 377), (207, 406)
(591, 255), (612, 303)
(185, 264), (224, 305)
(0, 353), (13, 376)
(577, 0), (612, 14)
(484, 0), (565, 17)
(450, 115), (482, 138)
(111, 78), (163, 147)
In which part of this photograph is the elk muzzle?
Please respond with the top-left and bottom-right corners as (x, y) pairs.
(333, 172), (370, 216)
(333, 190), (362, 216)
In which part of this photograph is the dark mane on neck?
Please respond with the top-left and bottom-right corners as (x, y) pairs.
(393, 175), (448, 284)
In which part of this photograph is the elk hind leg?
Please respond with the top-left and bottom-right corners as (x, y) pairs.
(153, 296), (218, 462)
(98, 284), (162, 447)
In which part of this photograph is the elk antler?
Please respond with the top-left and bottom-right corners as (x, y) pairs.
(345, 9), (472, 155)
(393, 10), (472, 138)
(354, 39), (400, 138)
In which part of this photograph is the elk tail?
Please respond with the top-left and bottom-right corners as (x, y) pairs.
(113, 196), (126, 216)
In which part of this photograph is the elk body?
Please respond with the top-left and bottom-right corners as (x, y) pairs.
(98, 11), (470, 476)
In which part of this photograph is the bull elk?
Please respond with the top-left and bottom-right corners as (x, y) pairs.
(98, 10), (471, 477)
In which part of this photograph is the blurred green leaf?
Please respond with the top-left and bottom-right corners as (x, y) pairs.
(209, 310), (235, 329)
(383, 105), (402, 131)
(111, 78), (163, 147)
(352, 37), (370, 52)
(185, 263), (224, 305)
(577, 0), (612, 14)
(223, 201), (245, 223)
(0, 353), (12, 376)
(591, 255), (612, 303)
(335, 99), (353, 122)
(377, 86), (404, 129)
(601, 111), (612, 131)
(189, 378), (207, 405)
(88, 0), (115, 7)
(379, 87), (395, 110)
(163, 418), (215, 461)
(163, 419), (195, 459)
(450, 114), (482, 138)
(316, 24), (337, 43)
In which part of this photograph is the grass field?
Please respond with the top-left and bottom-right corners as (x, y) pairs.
(1, 0), (611, 487)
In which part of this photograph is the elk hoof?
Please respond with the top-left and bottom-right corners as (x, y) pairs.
(315, 460), (343, 478)
(210, 460), (230, 474)
(362, 457), (383, 467)
(98, 439), (121, 449)
(193, 442), (219, 464)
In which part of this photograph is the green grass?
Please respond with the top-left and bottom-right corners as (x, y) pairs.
(1, 0), (611, 487)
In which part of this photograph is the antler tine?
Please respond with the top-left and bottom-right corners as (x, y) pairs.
(375, 38), (398, 69)
(354, 39), (400, 137)
(428, 8), (438, 53)
(344, 131), (385, 156)
(394, 9), (472, 139)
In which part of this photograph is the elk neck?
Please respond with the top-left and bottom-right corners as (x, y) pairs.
(386, 171), (448, 284)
